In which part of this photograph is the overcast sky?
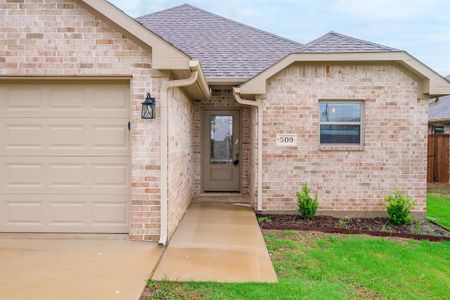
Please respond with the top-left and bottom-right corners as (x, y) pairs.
(109, 0), (450, 76)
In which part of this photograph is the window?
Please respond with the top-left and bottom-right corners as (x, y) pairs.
(319, 101), (362, 144)
(432, 125), (445, 135)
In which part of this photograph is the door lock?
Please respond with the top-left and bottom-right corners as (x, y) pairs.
(233, 152), (240, 165)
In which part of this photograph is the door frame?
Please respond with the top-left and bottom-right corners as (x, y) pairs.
(200, 107), (243, 193)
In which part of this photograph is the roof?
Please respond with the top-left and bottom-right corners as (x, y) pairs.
(136, 4), (303, 79)
(137, 3), (447, 88)
(429, 75), (450, 121)
(301, 31), (400, 53)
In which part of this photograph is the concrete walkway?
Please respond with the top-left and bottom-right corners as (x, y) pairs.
(152, 202), (277, 282)
(0, 234), (162, 300)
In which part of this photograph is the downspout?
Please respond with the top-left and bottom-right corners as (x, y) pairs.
(159, 62), (199, 246)
(233, 87), (263, 211)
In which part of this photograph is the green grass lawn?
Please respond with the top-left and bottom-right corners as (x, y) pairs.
(145, 231), (450, 300)
(427, 193), (450, 230)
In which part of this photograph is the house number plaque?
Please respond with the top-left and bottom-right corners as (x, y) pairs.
(276, 134), (297, 146)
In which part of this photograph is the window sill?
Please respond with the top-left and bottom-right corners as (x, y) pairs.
(319, 144), (365, 152)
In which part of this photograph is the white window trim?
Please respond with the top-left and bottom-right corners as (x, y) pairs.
(318, 100), (364, 146)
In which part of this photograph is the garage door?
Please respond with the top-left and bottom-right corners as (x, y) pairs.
(0, 81), (130, 233)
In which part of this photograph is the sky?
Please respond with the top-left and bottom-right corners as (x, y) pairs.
(109, 0), (450, 76)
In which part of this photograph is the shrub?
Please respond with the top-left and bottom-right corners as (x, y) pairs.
(296, 184), (318, 219)
(257, 216), (272, 223)
(337, 217), (348, 229)
(385, 188), (416, 225)
(411, 218), (423, 235)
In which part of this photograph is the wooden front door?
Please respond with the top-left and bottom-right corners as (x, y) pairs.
(203, 110), (240, 192)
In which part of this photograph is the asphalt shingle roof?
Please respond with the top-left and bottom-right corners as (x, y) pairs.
(136, 4), (303, 78)
(136, 4), (401, 79)
(428, 75), (450, 121)
(301, 31), (400, 53)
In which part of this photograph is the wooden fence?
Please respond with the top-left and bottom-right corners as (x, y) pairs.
(427, 134), (449, 182)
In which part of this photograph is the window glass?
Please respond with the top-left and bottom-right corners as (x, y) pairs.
(319, 101), (362, 144)
(320, 103), (361, 122)
(210, 115), (233, 164)
(432, 126), (445, 135)
(320, 125), (361, 144)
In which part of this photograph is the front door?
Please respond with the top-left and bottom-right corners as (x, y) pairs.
(203, 110), (240, 192)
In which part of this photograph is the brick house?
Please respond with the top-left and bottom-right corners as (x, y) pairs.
(1, 1), (450, 243)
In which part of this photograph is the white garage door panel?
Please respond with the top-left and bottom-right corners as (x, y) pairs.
(0, 157), (129, 194)
(0, 82), (130, 233)
(0, 198), (128, 233)
(0, 82), (129, 118)
(0, 118), (129, 156)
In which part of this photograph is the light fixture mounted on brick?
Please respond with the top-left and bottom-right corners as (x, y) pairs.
(141, 93), (156, 119)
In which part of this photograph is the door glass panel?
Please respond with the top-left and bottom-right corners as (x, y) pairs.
(210, 115), (233, 164)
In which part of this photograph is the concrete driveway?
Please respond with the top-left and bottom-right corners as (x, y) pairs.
(0, 234), (162, 300)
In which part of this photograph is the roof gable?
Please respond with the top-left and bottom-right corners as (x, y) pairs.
(136, 4), (303, 79)
(80, 0), (191, 70)
(302, 31), (399, 53)
(77, 1), (210, 99)
(239, 52), (450, 97)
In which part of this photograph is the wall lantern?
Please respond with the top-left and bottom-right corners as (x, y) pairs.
(141, 93), (156, 119)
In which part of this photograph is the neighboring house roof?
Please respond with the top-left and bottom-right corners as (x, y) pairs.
(429, 75), (450, 121)
(301, 31), (400, 53)
(136, 4), (304, 79)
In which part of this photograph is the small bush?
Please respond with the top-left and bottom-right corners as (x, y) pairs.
(296, 184), (318, 219)
(385, 188), (416, 225)
(411, 218), (423, 235)
(381, 223), (392, 233)
(337, 217), (348, 229)
(257, 216), (272, 223)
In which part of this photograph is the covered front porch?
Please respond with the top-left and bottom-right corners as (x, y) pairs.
(165, 86), (260, 239)
(191, 87), (258, 200)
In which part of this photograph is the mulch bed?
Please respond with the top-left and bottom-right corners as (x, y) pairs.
(257, 214), (450, 242)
